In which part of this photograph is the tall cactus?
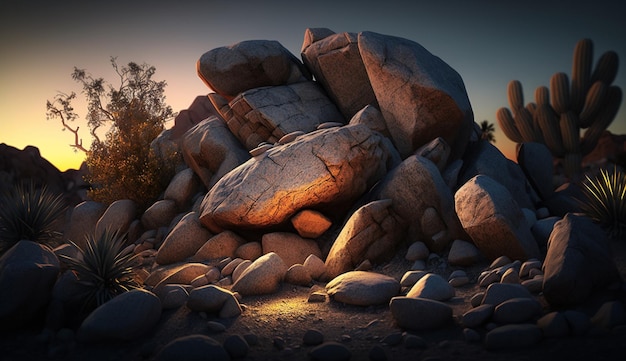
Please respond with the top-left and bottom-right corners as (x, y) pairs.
(497, 38), (622, 178)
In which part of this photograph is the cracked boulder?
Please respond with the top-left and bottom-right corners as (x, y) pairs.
(372, 155), (465, 252)
(181, 116), (250, 190)
(358, 31), (473, 159)
(199, 124), (394, 233)
(454, 175), (540, 261)
(197, 39), (311, 100)
(324, 199), (405, 279)
(301, 28), (378, 119)
(210, 81), (345, 150)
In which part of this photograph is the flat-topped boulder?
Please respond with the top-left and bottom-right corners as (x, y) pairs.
(199, 124), (394, 232)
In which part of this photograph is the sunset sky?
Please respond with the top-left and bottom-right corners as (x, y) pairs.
(1, 0), (625, 171)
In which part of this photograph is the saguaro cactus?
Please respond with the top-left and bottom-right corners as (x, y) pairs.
(497, 38), (622, 178)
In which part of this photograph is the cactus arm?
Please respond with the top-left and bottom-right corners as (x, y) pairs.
(551, 72), (571, 114)
(579, 81), (608, 128)
(496, 107), (524, 143)
(570, 38), (593, 113)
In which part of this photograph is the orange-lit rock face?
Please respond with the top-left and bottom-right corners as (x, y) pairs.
(199, 124), (394, 232)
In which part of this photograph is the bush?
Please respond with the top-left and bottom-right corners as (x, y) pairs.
(579, 166), (626, 239)
(60, 228), (142, 313)
(0, 182), (66, 255)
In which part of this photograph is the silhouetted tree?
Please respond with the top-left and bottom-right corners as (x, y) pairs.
(480, 120), (496, 143)
(46, 57), (177, 210)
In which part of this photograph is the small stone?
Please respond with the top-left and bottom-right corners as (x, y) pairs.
(519, 259), (542, 278)
(207, 321), (226, 333)
(500, 268), (520, 284)
(400, 270), (428, 287)
(489, 256), (511, 269)
(462, 304), (494, 328)
(221, 258), (244, 276)
(485, 324), (542, 350)
(381, 332), (403, 346)
(389, 297), (453, 331)
(481, 283), (533, 306)
(470, 292), (484, 307)
(410, 260), (426, 271)
(406, 241), (429, 261)
(406, 273), (455, 301)
(521, 278), (543, 293)
(223, 334), (249, 359)
(479, 270), (499, 287)
(205, 267), (221, 283)
(231, 260), (252, 282)
(448, 276), (469, 287)
(447, 239), (482, 266)
(285, 264), (313, 286)
(308, 291), (327, 303)
(448, 270), (467, 280)
(354, 259), (372, 271)
(528, 268), (543, 278)
(369, 345), (387, 361)
(303, 254), (326, 280)
(190, 275), (209, 288)
(537, 311), (569, 338)
(492, 297), (542, 324)
(235, 242), (263, 261)
(303, 329), (324, 346)
(309, 342), (351, 361)
(463, 328), (481, 342)
(403, 334), (427, 349)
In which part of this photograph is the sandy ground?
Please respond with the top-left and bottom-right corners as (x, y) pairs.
(2, 242), (626, 361)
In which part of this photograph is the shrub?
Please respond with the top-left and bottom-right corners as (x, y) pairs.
(0, 182), (66, 255)
(579, 166), (626, 239)
(60, 228), (142, 312)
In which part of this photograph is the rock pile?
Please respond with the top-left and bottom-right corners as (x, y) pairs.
(1, 27), (624, 360)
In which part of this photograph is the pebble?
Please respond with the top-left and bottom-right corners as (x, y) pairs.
(221, 258), (244, 276)
(478, 270), (499, 287)
(448, 270), (467, 280)
(470, 292), (484, 307)
(463, 328), (481, 342)
(519, 259), (542, 278)
(308, 291), (327, 303)
(489, 256), (511, 269)
(369, 345), (387, 361)
(403, 334), (427, 349)
(521, 277), (543, 293)
(303, 329), (324, 346)
(207, 321), (226, 333)
(405, 241), (429, 261)
(400, 270), (428, 287)
(500, 268), (520, 284)
(537, 311), (569, 338)
(406, 273), (455, 301)
(447, 239), (482, 266)
(355, 259), (373, 271)
(481, 283), (533, 306)
(309, 342), (351, 361)
(492, 297), (542, 324)
(381, 332), (403, 346)
(485, 324), (542, 350)
(223, 334), (249, 359)
(410, 260), (426, 271)
(389, 296), (453, 331)
(448, 276), (469, 287)
(461, 304), (494, 328)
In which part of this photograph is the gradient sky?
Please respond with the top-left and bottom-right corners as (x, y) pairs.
(1, 0), (625, 171)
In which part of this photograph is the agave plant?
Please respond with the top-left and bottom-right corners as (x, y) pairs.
(0, 181), (66, 254)
(60, 228), (142, 312)
(579, 166), (626, 239)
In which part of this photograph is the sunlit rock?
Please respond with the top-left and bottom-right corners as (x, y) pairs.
(290, 209), (332, 239)
(199, 124), (394, 233)
(163, 168), (201, 211)
(191, 230), (246, 262)
(326, 271), (400, 306)
(64, 201), (107, 249)
(231, 252), (287, 296)
(156, 212), (212, 265)
(261, 232), (322, 267)
(171, 95), (219, 140)
(141, 199), (177, 230)
(358, 31), (473, 159)
(181, 116), (250, 190)
(455, 175), (540, 261)
(301, 28), (377, 119)
(324, 199), (405, 279)
(211, 81), (345, 150)
(197, 39), (311, 100)
(373, 155), (465, 251)
(94, 199), (136, 237)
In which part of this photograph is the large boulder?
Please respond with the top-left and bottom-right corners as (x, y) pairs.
(301, 28), (377, 119)
(358, 31), (473, 159)
(324, 199), (404, 279)
(197, 39), (311, 100)
(156, 212), (212, 265)
(181, 116), (250, 190)
(458, 141), (535, 209)
(373, 155), (465, 251)
(64, 201), (107, 249)
(78, 289), (161, 342)
(455, 175), (540, 261)
(0, 241), (60, 329)
(94, 199), (137, 237)
(542, 213), (621, 308)
(171, 95), (220, 140)
(212, 81), (345, 150)
(199, 124), (395, 233)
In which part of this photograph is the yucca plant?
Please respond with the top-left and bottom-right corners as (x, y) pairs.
(579, 166), (626, 239)
(60, 228), (142, 312)
(0, 181), (66, 255)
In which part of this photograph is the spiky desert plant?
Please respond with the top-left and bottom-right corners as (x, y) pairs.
(60, 228), (141, 312)
(497, 38), (622, 179)
(579, 166), (626, 239)
(0, 181), (66, 255)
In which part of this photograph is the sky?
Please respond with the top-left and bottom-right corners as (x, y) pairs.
(1, 0), (625, 171)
